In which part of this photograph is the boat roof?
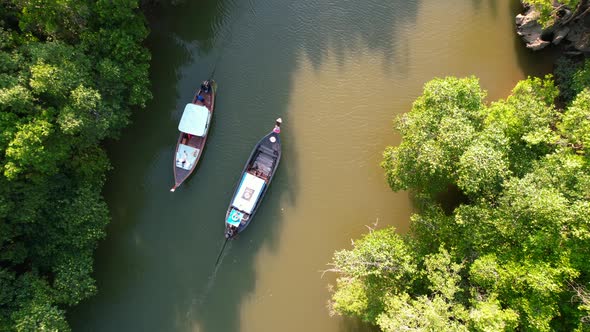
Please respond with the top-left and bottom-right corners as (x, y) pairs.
(232, 173), (266, 214)
(178, 103), (209, 137)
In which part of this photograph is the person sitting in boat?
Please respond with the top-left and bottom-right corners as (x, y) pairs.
(178, 150), (188, 165)
(201, 81), (210, 93)
(181, 133), (191, 145)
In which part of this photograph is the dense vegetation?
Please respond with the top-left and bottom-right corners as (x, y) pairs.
(328, 62), (590, 330)
(0, 1), (150, 330)
(524, 0), (587, 28)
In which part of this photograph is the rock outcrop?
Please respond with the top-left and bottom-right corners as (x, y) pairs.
(516, 6), (550, 50)
(516, 1), (590, 53)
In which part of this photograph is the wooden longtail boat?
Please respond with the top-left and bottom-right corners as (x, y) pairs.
(224, 118), (283, 239)
(170, 80), (216, 192)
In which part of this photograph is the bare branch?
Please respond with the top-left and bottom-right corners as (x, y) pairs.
(320, 267), (342, 278)
(568, 281), (590, 324)
(561, 0), (590, 25)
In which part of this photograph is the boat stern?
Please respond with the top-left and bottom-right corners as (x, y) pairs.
(224, 227), (234, 239)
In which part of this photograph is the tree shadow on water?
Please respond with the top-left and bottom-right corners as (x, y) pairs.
(67, 1), (220, 330)
(290, 0), (420, 72)
(470, 0), (498, 18)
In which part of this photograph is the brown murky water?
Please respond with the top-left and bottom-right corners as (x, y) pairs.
(70, 0), (555, 331)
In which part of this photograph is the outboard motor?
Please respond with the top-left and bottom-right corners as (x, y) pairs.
(225, 227), (236, 239)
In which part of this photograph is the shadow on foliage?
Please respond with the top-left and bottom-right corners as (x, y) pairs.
(434, 185), (469, 216)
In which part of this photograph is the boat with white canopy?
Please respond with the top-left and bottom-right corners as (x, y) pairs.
(224, 118), (282, 239)
(171, 80), (216, 192)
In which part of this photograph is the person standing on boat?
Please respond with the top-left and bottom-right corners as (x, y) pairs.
(273, 118), (282, 133)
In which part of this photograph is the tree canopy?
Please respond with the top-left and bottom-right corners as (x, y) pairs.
(329, 73), (590, 331)
(0, 1), (150, 330)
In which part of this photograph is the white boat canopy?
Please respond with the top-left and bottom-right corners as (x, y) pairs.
(232, 173), (266, 214)
(178, 104), (210, 137)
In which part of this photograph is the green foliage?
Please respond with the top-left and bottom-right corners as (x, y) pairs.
(554, 57), (590, 103)
(375, 247), (470, 331)
(470, 255), (577, 331)
(456, 128), (511, 197)
(0, 0), (151, 330)
(329, 228), (417, 322)
(16, 0), (90, 42)
(7, 273), (71, 332)
(423, 247), (463, 301)
(486, 76), (559, 148)
(377, 293), (469, 332)
(523, 0), (582, 27)
(382, 76), (486, 194)
(332, 228), (417, 282)
(559, 89), (590, 152)
(468, 295), (519, 332)
(332, 74), (590, 331)
(14, 301), (70, 332)
(4, 118), (67, 180)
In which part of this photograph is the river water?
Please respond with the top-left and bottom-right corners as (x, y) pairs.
(70, 0), (555, 331)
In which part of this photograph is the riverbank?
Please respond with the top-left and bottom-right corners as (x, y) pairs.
(0, 1), (150, 330)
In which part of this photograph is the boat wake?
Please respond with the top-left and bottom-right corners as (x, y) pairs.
(190, 240), (232, 308)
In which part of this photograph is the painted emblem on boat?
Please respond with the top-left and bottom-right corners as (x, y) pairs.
(231, 212), (241, 221)
(242, 187), (255, 201)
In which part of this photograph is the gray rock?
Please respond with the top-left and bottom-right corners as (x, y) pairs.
(573, 31), (590, 52)
(552, 27), (570, 45)
(562, 19), (590, 52)
(515, 2), (590, 53)
(516, 7), (550, 50)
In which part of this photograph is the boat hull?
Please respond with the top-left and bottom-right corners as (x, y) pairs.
(171, 81), (216, 192)
(224, 122), (282, 238)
